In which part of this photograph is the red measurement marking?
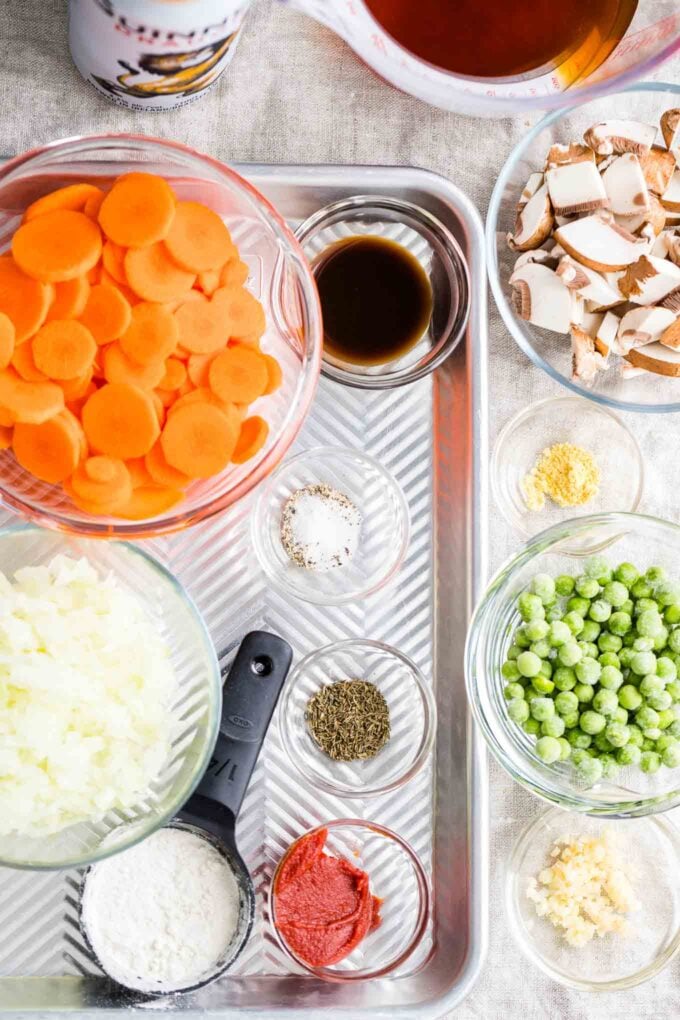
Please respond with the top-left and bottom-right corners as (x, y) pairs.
(371, 33), (387, 54)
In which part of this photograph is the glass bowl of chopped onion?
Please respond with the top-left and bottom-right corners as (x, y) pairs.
(278, 639), (436, 798)
(492, 395), (643, 553)
(505, 806), (680, 990)
(0, 524), (221, 870)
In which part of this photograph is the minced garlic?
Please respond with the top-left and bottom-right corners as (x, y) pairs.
(526, 832), (639, 948)
(522, 442), (600, 512)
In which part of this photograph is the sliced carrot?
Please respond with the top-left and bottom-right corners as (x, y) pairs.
(0, 258), (52, 342)
(159, 357), (186, 391)
(120, 302), (179, 365)
(13, 343), (47, 382)
(87, 265), (101, 285)
(79, 283), (132, 344)
(0, 368), (64, 424)
(212, 285), (266, 340)
(32, 320), (96, 380)
(99, 269), (139, 307)
(166, 288), (204, 314)
(60, 367), (94, 401)
(116, 484), (184, 520)
(0, 313), (15, 370)
(187, 351), (218, 388)
(151, 390), (166, 426)
(126, 456), (155, 489)
(164, 201), (234, 272)
(261, 353), (283, 394)
(167, 386), (235, 418)
(71, 455), (132, 507)
(83, 189), (106, 222)
(63, 477), (126, 517)
(220, 258), (249, 288)
(160, 402), (238, 478)
(66, 380), (97, 418)
(82, 382), (159, 458)
(24, 183), (103, 222)
(99, 173), (176, 248)
(103, 343), (166, 390)
(0, 424), (12, 450)
(232, 415), (269, 464)
(12, 209), (102, 283)
(61, 406), (88, 461)
(197, 268), (220, 296)
(13, 411), (81, 483)
(92, 347), (106, 380)
(174, 292), (229, 354)
(208, 345), (268, 404)
(45, 276), (91, 323)
(102, 241), (128, 285)
(125, 243), (196, 303)
(145, 440), (192, 488)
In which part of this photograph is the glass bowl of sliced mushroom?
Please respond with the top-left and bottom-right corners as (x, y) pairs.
(487, 82), (680, 414)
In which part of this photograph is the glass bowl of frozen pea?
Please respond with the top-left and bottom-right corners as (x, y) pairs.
(466, 512), (680, 818)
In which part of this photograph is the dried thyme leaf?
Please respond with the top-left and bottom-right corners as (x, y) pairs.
(306, 680), (390, 761)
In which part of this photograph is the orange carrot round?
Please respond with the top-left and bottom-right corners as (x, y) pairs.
(145, 440), (192, 488)
(66, 379), (97, 419)
(120, 302), (179, 365)
(212, 285), (266, 340)
(99, 173), (176, 248)
(83, 189), (106, 222)
(116, 484), (184, 520)
(82, 382), (159, 459)
(0, 313), (15, 370)
(161, 402), (238, 478)
(151, 390), (166, 425)
(125, 243), (196, 303)
(125, 456), (155, 489)
(0, 368), (64, 424)
(209, 345), (268, 404)
(102, 241), (128, 285)
(261, 353), (283, 394)
(197, 268), (220, 296)
(60, 367), (94, 402)
(13, 411), (82, 483)
(0, 258), (52, 342)
(187, 351), (218, 388)
(79, 284), (132, 344)
(32, 320), (96, 380)
(24, 183), (104, 222)
(231, 415), (269, 464)
(13, 343), (47, 382)
(174, 293), (229, 354)
(164, 201), (234, 273)
(159, 357), (186, 391)
(168, 386), (235, 418)
(12, 209), (102, 283)
(220, 259), (249, 288)
(45, 276), (91, 323)
(71, 455), (132, 507)
(103, 343), (166, 390)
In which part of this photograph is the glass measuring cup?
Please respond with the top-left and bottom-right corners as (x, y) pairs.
(279, 0), (679, 117)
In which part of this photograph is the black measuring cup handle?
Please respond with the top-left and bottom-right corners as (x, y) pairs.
(182, 631), (293, 839)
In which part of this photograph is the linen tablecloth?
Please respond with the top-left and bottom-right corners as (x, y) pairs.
(2, 2), (680, 1016)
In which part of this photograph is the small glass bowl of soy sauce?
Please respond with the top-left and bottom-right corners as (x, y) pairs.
(296, 196), (470, 389)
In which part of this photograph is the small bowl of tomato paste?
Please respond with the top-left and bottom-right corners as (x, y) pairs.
(269, 820), (430, 980)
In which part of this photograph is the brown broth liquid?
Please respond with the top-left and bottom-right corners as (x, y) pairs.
(364, 0), (638, 79)
(313, 236), (433, 367)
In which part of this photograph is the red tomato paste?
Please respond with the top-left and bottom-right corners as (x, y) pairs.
(273, 827), (382, 967)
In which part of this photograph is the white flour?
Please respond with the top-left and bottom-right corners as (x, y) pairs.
(82, 827), (242, 992)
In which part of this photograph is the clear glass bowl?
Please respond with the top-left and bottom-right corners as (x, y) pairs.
(251, 446), (410, 605)
(268, 819), (430, 980)
(278, 639), (436, 797)
(466, 512), (680, 818)
(0, 524), (220, 870)
(492, 396), (644, 551)
(506, 806), (680, 990)
(486, 82), (680, 414)
(0, 134), (322, 537)
(296, 196), (469, 388)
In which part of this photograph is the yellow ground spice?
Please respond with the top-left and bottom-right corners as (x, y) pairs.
(522, 442), (600, 512)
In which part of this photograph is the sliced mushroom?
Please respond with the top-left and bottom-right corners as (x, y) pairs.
(660, 316), (680, 351)
(584, 120), (657, 157)
(571, 325), (608, 383)
(660, 109), (680, 158)
(546, 160), (609, 216)
(510, 262), (576, 334)
(512, 247), (560, 272)
(601, 154), (649, 216)
(617, 306), (677, 354)
(518, 172), (545, 207)
(508, 182), (553, 251)
(546, 143), (596, 168)
(650, 229), (674, 258)
(660, 287), (680, 313)
(556, 254), (623, 308)
(595, 310), (621, 354)
(626, 342), (680, 377)
(615, 194), (667, 237)
(617, 255), (680, 305)
(667, 233), (680, 267)
(554, 214), (649, 272)
(640, 146), (677, 196)
(580, 309), (605, 339)
(662, 170), (680, 213)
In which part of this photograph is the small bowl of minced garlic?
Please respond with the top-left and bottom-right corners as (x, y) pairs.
(505, 806), (680, 991)
(492, 396), (643, 554)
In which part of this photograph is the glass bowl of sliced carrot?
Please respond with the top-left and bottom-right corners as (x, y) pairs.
(0, 135), (322, 537)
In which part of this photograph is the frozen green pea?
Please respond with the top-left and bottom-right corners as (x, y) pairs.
(578, 642), (599, 660)
(653, 627), (670, 652)
(664, 605), (680, 625)
(546, 605), (564, 623)
(502, 660), (522, 682)
(640, 674), (665, 698)
(598, 633), (623, 654)
(523, 717), (540, 736)
(557, 737), (572, 761)
(575, 754), (603, 784)
(669, 629), (680, 654)
(655, 734), (678, 754)
(579, 620), (601, 642)
(666, 681), (680, 701)
(575, 657), (601, 684)
(644, 727), (662, 741)
(640, 750), (661, 773)
(612, 706), (628, 725)
(593, 689), (619, 716)
(506, 644), (522, 661)
(599, 652), (621, 669)
(663, 744), (680, 768)
(574, 682), (594, 703)
(636, 608), (664, 638)
(563, 611), (585, 636)
(518, 592), (545, 621)
(555, 574), (575, 597)
(567, 729), (592, 749)
(571, 748), (592, 766)
(525, 619), (549, 642)
(626, 724), (643, 746)
(529, 697), (555, 722)
(531, 675), (554, 695)
(508, 699), (530, 724)
(541, 716), (565, 738)
(562, 710), (580, 729)
(517, 651), (542, 678)
(654, 581), (680, 607)
(585, 557), (612, 583)
(669, 720), (680, 739)
(553, 667), (576, 691)
(555, 691), (579, 716)
(619, 684), (643, 711)
(599, 665), (623, 691)
(631, 651), (657, 676)
(633, 637), (654, 653)
(558, 642), (582, 667)
(504, 681), (526, 701)
(531, 573), (556, 605)
(575, 576), (600, 599)
(536, 736), (562, 764)
(646, 566), (667, 585)
(631, 578), (653, 600)
(594, 732), (614, 753)
(602, 581), (629, 608)
(621, 599), (635, 617)
(636, 705), (660, 729)
(658, 709), (676, 730)
(617, 744), (642, 767)
(622, 633), (637, 648)
(634, 597), (659, 617)
(579, 710), (606, 735)
(567, 596), (590, 617)
(530, 639), (551, 659)
(513, 627), (531, 649)
(657, 657), (677, 681)
(608, 612), (632, 637)
(538, 660), (553, 680)
(615, 562), (639, 587)
(600, 754), (620, 779)
(642, 738), (656, 752)
(589, 600), (612, 623)
(648, 690), (673, 712)
(619, 647), (636, 668)
(548, 621), (571, 647)
(604, 721), (630, 747)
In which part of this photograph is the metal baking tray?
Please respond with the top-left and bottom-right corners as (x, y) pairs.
(0, 163), (488, 1018)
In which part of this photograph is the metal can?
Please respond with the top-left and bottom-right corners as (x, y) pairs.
(68, 0), (252, 112)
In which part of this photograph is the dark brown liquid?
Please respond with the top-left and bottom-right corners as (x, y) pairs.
(313, 236), (433, 367)
(364, 0), (638, 79)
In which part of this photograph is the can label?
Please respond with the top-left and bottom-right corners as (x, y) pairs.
(68, 0), (251, 111)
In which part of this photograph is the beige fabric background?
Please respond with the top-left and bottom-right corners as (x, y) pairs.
(2, 1), (680, 1016)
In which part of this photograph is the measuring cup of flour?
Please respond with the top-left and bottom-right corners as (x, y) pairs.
(80, 631), (293, 996)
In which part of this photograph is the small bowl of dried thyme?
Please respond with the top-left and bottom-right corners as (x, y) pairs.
(278, 638), (436, 798)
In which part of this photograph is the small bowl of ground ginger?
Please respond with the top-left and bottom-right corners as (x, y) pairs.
(492, 396), (643, 554)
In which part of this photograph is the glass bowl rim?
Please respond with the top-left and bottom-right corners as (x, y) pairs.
(491, 394), (645, 544)
(485, 80), (680, 415)
(0, 132), (322, 538)
(251, 445), (411, 606)
(0, 522), (221, 871)
(295, 194), (470, 389)
(268, 817), (431, 981)
(277, 637), (437, 797)
(465, 509), (680, 818)
(504, 804), (680, 990)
